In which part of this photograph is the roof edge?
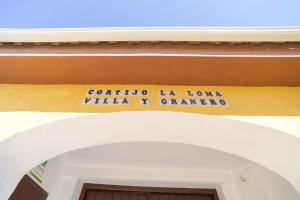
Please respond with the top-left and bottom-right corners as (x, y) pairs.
(1, 27), (300, 43)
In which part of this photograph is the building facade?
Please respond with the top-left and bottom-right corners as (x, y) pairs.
(0, 28), (300, 200)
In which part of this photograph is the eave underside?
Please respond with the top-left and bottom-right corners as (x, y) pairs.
(0, 42), (299, 86)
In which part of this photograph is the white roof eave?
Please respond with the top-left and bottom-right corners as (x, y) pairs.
(0, 26), (300, 43)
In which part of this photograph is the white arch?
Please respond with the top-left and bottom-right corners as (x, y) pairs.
(0, 111), (300, 199)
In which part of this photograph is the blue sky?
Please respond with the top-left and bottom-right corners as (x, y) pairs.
(0, 0), (300, 28)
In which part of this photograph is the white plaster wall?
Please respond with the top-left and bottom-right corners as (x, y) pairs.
(232, 166), (300, 200)
(221, 184), (241, 200)
(41, 162), (300, 200)
(40, 158), (64, 199)
(38, 142), (240, 200)
(233, 167), (269, 200)
(1, 112), (300, 199)
(71, 179), (84, 200)
(53, 176), (78, 200)
(1, 112), (300, 142)
(36, 142), (299, 200)
(253, 165), (300, 200)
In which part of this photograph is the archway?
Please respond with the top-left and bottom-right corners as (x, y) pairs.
(1, 111), (300, 199)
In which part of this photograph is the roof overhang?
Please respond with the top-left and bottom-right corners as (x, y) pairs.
(0, 27), (299, 86)
(0, 42), (299, 86)
(1, 27), (300, 43)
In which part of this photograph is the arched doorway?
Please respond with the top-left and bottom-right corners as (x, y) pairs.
(1, 111), (300, 199)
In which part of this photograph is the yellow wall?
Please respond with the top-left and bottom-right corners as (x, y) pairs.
(0, 84), (299, 116)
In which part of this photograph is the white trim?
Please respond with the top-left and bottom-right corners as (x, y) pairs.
(0, 27), (300, 42)
(0, 54), (299, 57)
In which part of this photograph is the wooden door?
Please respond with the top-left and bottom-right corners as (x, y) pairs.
(80, 184), (219, 200)
(84, 190), (147, 200)
(149, 193), (215, 200)
(9, 175), (48, 200)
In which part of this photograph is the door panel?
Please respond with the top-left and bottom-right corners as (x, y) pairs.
(9, 175), (48, 200)
(81, 185), (218, 200)
(149, 193), (214, 200)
